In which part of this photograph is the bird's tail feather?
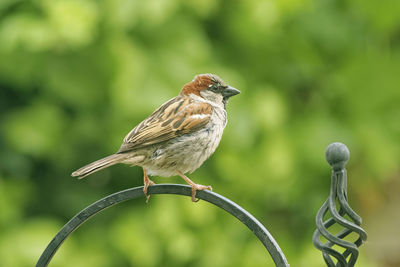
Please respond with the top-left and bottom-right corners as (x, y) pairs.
(72, 154), (125, 179)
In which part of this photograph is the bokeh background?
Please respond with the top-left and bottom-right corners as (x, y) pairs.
(1, 0), (399, 266)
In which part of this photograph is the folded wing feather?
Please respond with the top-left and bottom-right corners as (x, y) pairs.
(117, 96), (212, 153)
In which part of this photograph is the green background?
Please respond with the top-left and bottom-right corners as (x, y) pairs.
(1, 0), (399, 266)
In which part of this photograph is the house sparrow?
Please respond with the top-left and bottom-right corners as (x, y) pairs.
(72, 74), (240, 202)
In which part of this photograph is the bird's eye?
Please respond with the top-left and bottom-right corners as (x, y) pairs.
(208, 83), (220, 93)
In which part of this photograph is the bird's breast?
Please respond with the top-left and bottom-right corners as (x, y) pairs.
(142, 108), (227, 177)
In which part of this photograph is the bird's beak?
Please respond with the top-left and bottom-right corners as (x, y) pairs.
(222, 86), (240, 98)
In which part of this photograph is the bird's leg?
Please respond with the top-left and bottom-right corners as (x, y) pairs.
(143, 168), (155, 203)
(177, 171), (212, 202)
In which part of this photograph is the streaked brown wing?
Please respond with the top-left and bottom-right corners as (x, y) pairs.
(117, 96), (213, 153)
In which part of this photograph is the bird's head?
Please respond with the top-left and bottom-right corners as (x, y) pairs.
(180, 74), (240, 106)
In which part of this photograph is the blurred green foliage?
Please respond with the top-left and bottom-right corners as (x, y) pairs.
(1, 0), (399, 266)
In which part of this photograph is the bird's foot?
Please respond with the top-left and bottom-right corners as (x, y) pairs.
(143, 179), (155, 203)
(190, 184), (213, 202)
(143, 169), (155, 203)
(176, 171), (213, 202)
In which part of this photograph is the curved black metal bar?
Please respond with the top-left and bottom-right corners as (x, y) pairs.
(36, 184), (289, 267)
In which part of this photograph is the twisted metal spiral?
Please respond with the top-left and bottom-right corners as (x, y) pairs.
(313, 143), (367, 267)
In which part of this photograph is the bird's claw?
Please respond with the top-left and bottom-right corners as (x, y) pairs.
(143, 179), (155, 203)
(191, 184), (213, 202)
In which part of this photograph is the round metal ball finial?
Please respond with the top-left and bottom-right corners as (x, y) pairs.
(325, 142), (350, 171)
